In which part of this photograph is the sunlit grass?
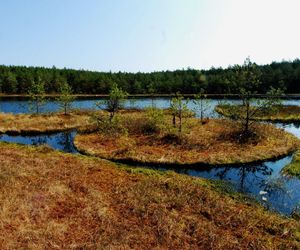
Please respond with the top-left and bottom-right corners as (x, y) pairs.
(0, 110), (101, 134)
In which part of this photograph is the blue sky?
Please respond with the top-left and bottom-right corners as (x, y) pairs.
(0, 0), (299, 72)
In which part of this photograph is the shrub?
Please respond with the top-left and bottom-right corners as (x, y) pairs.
(95, 113), (127, 137)
(143, 107), (165, 134)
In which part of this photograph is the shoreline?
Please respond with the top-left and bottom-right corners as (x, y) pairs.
(74, 141), (296, 168)
(74, 117), (299, 167)
(2, 93), (300, 99)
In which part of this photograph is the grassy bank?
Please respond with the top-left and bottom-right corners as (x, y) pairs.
(0, 142), (299, 249)
(0, 111), (99, 135)
(74, 112), (299, 166)
(283, 150), (300, 178)
(216, 105), (300, 122)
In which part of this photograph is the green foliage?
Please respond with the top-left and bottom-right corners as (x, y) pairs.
(56, 81), (75, 115)
(143, 107), (165, 134)
(222, 58), (284, 135)
(98, 83), (128, 120)
(93, 84), (128, 137)
(28, 78), (46, 114)
(95, 113), (127, 137)
(1, 71), (18, 93)
(234, 57), (262, 93)
(193, 88), (211, 123)
(0, 59), (300, 94)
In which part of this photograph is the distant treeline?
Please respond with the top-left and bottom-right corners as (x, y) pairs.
(0, 59), (299, 94)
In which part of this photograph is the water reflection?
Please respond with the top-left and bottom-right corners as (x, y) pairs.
(0, 131), (77, 153)
(56, 132), (77, 153)
(0, 130), (299, 215)
(142, 155), (300, 215)
(0, 97), (298, 116)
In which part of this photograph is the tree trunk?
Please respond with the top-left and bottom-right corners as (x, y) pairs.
(110, 111), (114, 121)
(245, 102), (250, 134)
(179, 110), (182, 133)
(173, 115), (176, 127)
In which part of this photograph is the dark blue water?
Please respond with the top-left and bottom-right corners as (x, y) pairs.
(0, 97), (300, 216)
(0, 131), (77, 153)
(0, 96), (299, 115)
(150, 155), (300, 215)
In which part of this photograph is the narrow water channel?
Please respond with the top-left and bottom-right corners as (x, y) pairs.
(0, 97), (300, 216)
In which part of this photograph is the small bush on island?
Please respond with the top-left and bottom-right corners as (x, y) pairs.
(95, 113), (128, 137)
(56, 81), (75, 115)
(98, 83), (128, 120)
(143, 107), (166, 134)
(93, 83), (129, 136)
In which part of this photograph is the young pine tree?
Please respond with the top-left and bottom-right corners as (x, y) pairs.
(56, 81), (75, 115)
(193, 88), (211, 124)
(105, 83), (128, 120)
(28, 77), (46, 114)
(170, 93), (189, 133)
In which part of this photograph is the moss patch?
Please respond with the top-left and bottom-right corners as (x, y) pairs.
(0, 142), (299, 249)
(283, 151), (300, 178)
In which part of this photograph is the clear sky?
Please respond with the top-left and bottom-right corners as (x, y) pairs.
(0, 0), (299, 72)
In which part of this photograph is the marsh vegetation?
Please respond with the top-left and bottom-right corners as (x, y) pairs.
(74, 111), (298, 165)
(0, 110), (98, 134)
(1, 64), (300, 249)
(0, 142), (299, 249)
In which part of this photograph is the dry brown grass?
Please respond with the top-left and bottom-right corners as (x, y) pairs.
(0, 110), (101, 134)
(74, 112), (299, 166)
(0, 142), (299, 249)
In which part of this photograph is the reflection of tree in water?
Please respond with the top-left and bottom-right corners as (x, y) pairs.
(260, 176), (291, 211)
(213, 163), (273, 192)
(31, 135), (48, 146)
(212, 163), (293, 213)
(290, 122), (300, 129)
(56, 131), (76, 153)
